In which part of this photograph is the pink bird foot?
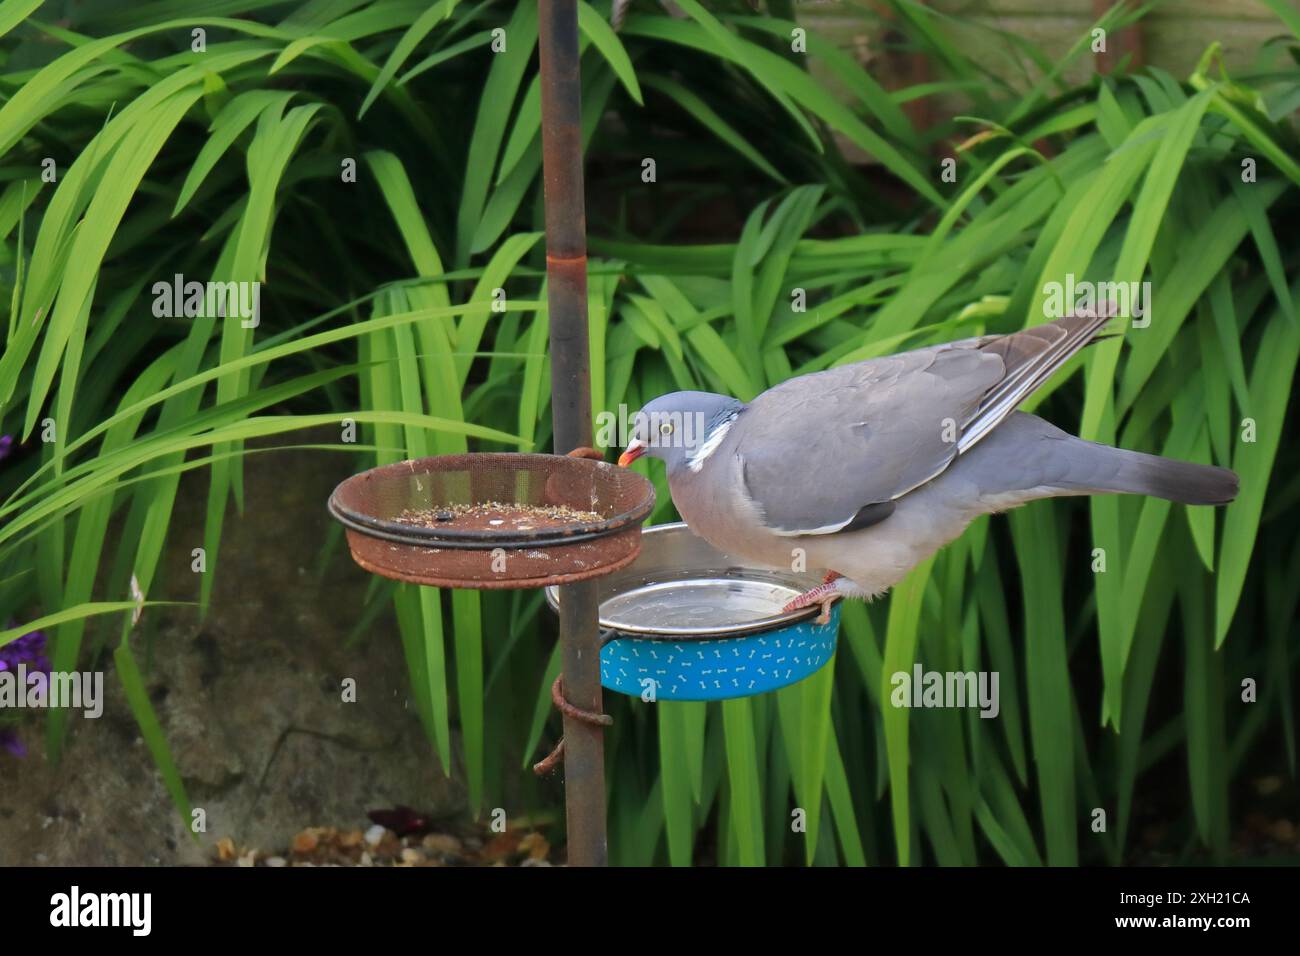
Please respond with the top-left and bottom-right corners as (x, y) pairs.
(782, 571), (845, 625)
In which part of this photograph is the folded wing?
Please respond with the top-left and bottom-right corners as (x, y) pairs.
(735, 309), (1115, 536)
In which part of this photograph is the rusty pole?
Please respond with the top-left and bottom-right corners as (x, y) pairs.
(537, 0), (607, 866)
(1092, 0), (1144, 75)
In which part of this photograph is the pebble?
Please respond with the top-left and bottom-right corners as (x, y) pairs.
(482, 832), (522, 860)
(1253, 775), (1283, 796)
(1270, 819), (1296, 842)
(421, 833), (463, 856)
(518, 832), (550, 860)
(213, 822), (554, 869)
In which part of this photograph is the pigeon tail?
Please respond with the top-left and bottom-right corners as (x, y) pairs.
(1080, 445), (1239, 505)
(968, 412), (1239, 506)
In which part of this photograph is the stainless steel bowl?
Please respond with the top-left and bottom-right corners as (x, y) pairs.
(544, 521), (825, 637)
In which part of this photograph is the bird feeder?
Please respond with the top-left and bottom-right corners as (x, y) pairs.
(328, 452), (654, 589)
(329, 0), (617, 866)
(545, 523), (841, 701)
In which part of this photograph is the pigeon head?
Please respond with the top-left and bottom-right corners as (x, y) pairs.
(618, 391), (745, 475)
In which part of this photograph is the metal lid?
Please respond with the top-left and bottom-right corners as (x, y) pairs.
(546, 522), (824, 637)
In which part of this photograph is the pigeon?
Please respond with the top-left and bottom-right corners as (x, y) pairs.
(617, 309), (1238, 623)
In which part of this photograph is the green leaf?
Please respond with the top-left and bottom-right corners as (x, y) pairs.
(721, 697), (765, 866)
(660, 0), (820, 152)
(115, 636), (194, 834)
(658, 704), (696, 866)
(454, 1), (537, 267)
(0, 602), (188, 650)
(880, 556), (935, 866)
(1216, 291), (1300, 645)
(173, 91), (296, 216)
(0, 0), (41, 37)
(359, 0), (456, 117)
(577, 0), (642, 105)
(641, 74), (784, 183)
(1010, 505), (1076, 866)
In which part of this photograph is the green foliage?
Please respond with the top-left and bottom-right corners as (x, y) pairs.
(1, 0), (1297, 865)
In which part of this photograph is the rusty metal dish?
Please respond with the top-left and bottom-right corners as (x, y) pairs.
(328, 453), (655, 589)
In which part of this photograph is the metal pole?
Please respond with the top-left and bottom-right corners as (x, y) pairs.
(537, 0), (607, 867)
(1092, 0), (1143, 75)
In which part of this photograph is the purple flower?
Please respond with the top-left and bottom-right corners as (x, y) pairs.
(0, 628), (48, 674)
(0, 625), (47, 760)
(0, 434), (12, 463)
(0, 629), (47, 764)
(0, 729), (26, 759)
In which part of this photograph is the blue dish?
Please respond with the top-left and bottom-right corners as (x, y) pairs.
(546, 523), (842, 701)
(599, 604), (841, 701)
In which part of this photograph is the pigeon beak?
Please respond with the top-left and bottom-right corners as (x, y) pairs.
(618, 440), (647, 468)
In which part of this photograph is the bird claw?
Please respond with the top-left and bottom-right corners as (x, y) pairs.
(782, 577), (842, 625)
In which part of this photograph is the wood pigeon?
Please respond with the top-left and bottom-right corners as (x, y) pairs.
(618, 310), (1238, 622)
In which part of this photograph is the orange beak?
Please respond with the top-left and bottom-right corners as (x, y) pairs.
(617, 439), (647, 467)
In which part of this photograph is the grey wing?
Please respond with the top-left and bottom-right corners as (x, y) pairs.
(735, 309), (1114, 536)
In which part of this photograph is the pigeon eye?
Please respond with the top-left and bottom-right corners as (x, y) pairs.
(659, 422), (674, 436)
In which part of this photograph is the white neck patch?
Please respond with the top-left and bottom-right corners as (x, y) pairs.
(687, 413), (738, 473)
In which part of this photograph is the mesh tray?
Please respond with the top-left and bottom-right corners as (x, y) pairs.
(329, 452), (655, 588)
